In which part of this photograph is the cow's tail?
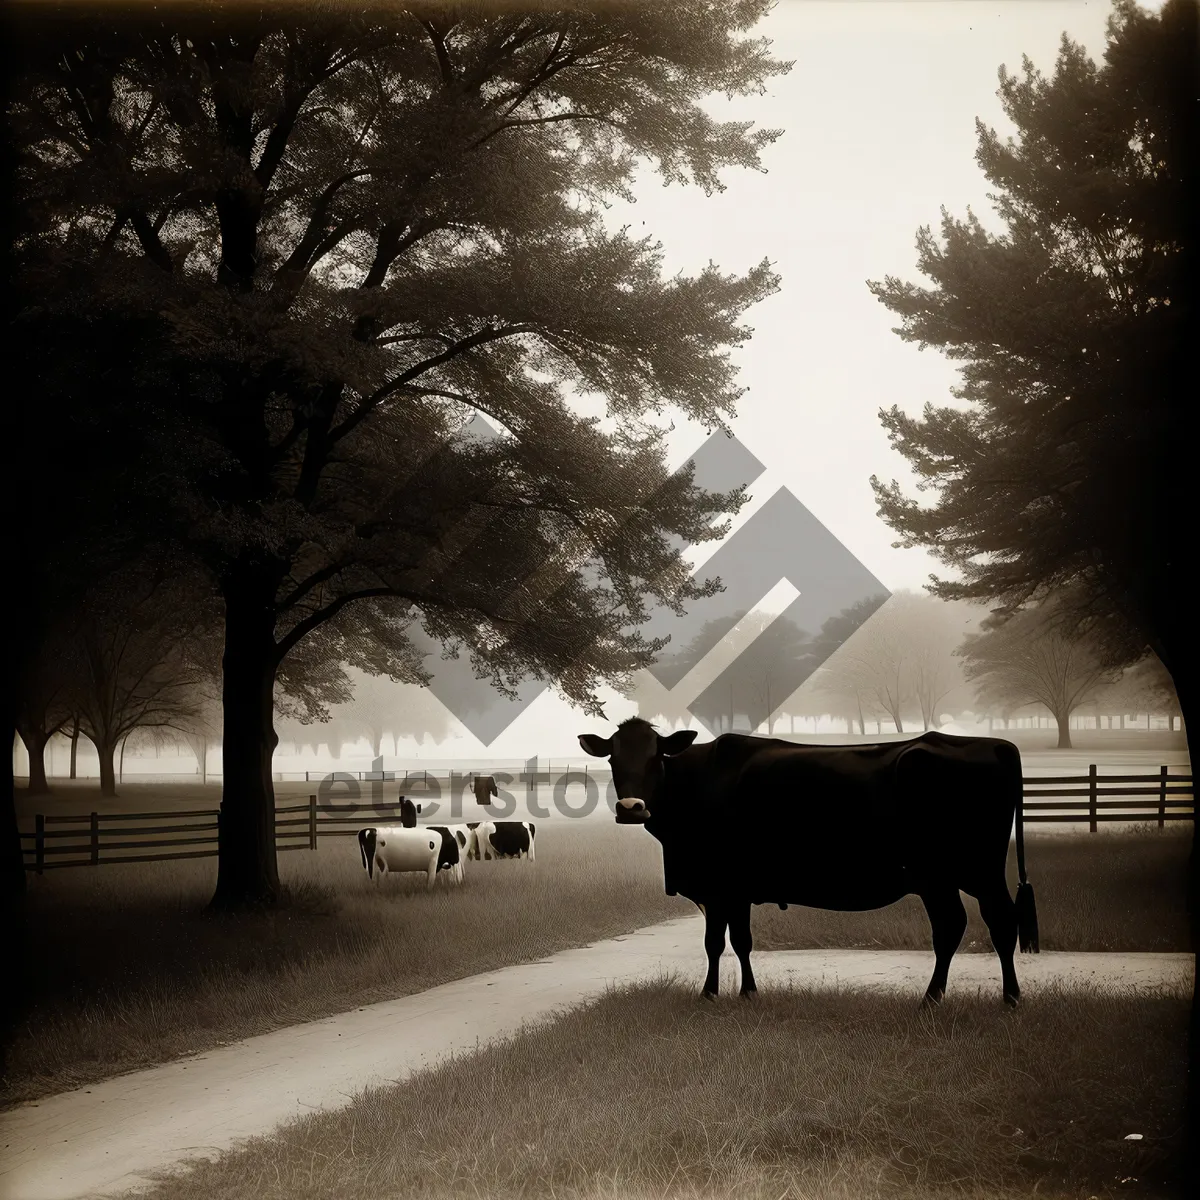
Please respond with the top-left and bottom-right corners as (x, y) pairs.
(1005, 744), (1039, 954)
(358, 828), (377, 879)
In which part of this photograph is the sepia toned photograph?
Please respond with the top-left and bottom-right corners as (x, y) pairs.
(2, 1), (1194, 1197)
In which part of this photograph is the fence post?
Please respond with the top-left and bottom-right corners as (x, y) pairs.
(35, 813), (45, 875)
(1088, 764), (1098, 834)
(1159, 764), (1168, 829)
(90, 811), (99, 866)
(309, 793), (318, 850)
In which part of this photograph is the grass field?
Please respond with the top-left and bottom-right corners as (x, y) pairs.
(3, 821), (683, 1105)
(125, 981), (1190, 1200)
(5, 820), (1191, 1109)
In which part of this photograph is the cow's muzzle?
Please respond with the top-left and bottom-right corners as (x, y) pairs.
(615, 798), (650, 825)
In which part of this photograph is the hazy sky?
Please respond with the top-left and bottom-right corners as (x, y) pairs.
(601, 0), (1140, 591)
(369, 2), (1151, 759)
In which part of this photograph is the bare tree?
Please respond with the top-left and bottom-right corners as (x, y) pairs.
(817, 600), (909, 732)
(69, 574), (214, 796)
(958, 598), (1115, 750)
(15, 640), (72, 795)
(904, 596), (980, 730)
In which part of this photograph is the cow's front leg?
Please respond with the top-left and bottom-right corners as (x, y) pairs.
(728, 900), (757, 998)
(701, 903), (727, 1000)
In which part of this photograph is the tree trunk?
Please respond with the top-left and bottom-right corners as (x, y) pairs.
(17, 726), (50, 796)
(2, 708), (27, 902)
(1151, 617), (1197, 1195)
(1052, 708), (1073, 750)
(97, 736), (118, 797)
(211, 566), (282, 910)
(69, 714), (79, 779)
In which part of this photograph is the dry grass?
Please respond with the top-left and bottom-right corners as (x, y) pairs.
(2, 822), (682, 1105)
(751, 829), (1192, 953)
(5, 821), (1190, 1109)
(128, 982), (1190, 1200)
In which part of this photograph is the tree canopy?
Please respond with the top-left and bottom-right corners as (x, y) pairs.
(867, 0), (1195, 682)
(8, 1), (790, 904)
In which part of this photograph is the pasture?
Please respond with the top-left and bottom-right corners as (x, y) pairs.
(3, 818), (681, 1105)
(123, 982), (1190, 1200)
(7, 741), (1192, 1109)
(5, 815), (1190, 1109)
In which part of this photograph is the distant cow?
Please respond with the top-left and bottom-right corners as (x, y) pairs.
(358, 825), (459, 888)
(398, 796), (421, 828)
(468, 775), (499, 805)
(579, 718), (1038, 1006)
(468, 820), (536, 861)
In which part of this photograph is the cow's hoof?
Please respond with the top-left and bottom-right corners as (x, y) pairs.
(740, 988), (758, 1001)
(921, 989), (944, 1008)
(1003, 992), (1020, 1009)
(700, 989), (718, 1002)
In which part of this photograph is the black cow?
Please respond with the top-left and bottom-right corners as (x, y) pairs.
(579, 718), (1038, 1006)
(398, 796), (421, 828)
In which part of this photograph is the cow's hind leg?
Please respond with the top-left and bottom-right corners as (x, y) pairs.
(728, 901), (757, 998)
(701, 904), (727, 1000)
(976, 882), (1021, 1007)
(919, 888), (967, 1006)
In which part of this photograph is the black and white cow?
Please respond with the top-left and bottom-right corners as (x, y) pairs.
(358, 824), (460, 887)
(429, 824), (472, 882)
(467, 820), (536, 861)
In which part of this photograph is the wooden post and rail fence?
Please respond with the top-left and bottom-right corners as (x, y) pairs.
(19, 766), (1194, 873)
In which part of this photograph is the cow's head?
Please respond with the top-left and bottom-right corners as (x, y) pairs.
(578, 717), (697, 824)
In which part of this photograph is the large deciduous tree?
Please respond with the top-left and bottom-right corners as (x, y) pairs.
(865, 0), (1196, 1174)
(957, 596), (1113, 750)
(10, 2), (788, 907)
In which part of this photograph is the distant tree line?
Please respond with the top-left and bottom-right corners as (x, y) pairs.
(624, 588), (1182, 750)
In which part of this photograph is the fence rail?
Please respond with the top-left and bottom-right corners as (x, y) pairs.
(19, 768), (1194, 872)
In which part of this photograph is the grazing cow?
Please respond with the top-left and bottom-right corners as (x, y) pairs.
(398, 796), (422, 828)
(467, 820), (536, 861)
(430, 824), (473, 881)
(357, 824), (460, 888)
(578, 718), (1038, 1006)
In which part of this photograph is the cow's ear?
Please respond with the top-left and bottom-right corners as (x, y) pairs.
(578, 733), (612, 757)
(416, 803), (422, 813)
(659, 730), (698, 756)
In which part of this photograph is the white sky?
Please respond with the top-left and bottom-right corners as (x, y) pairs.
(603, 0), (1135, 592)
